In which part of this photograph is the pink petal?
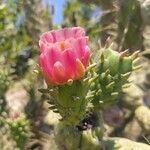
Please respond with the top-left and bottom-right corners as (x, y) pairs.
(39, 53), (54, 84)
(51, 29), (65, 42)
(81, 46), (90, 67)
(47, 47), (62, 66)
(53, 61), (68, 84)
(39, 27), (86, 45)
(63, 37), (90, 67)
(55, 41), (72, 51)
(39, 31), (54, 43)
(39, 40), (46, 53)
(39, 41), (53, 53)
(63, 28), (74, 39)
(62, 49), (77, 79)
(66, 37), (88, 59)
(73, 27), (85, 38)
(75, 37), (88, 57)
(75, 58), (85, 79)
(63, 27), (85, 39)
(39, 48), (63, 85)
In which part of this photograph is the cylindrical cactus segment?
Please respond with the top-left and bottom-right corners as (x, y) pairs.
(0, 70), (10, 113)
(0, 113), (30, 149)
(98, 48), (134, 75)
(55, 123), (81, 150)
(90, 48), (139, 109)
(55, 122), (102, 150)
(40, 80), (89, 126)
(6, 114), (30, 149)
(104, 137), (150, 150)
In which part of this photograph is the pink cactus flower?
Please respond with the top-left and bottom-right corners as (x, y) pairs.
(39, 27), (90, 85)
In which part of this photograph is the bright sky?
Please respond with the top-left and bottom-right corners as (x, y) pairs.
(44, 0), (66, 25)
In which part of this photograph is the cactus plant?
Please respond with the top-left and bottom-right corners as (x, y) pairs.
(0, 112), (31, 150)
(0, 114), (18, 150)
(0, 69), (10, 113)
(90, 47), (140, 109)
(38, 27), (91, 126)
(6, 114), (31, 149)
(36, 26), (148, 149)
(6, 114), (30, 149)
(104, 137), (150, 150)
(135, 106), (150, 133)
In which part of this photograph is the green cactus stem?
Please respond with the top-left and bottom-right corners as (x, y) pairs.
(55, 123), (81, 150)
(39, 80), (90, 126)
(54, 113), (103, 150)
(6, 114), (31, 149)
(90, 48), (140, 109)
(0, 69), (10, 113)
(0, 114), (17, 149)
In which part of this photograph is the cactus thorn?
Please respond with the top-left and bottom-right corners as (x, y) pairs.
(131, 50), (140, 60)
(88, 75), (99, 84)
(90, 53), (93, 58)
(133, 65), (142, 71)
(96, 89), (102, 95)
(33, 69), (39, 74)
(49, 89), (54, 92)
(111, 92), (118, 96)
(83, 77), (90, 83)
(109, 42), (114, 48)
(120, 49), (129, 58)
(87, 63), (97, 71)
(106, 82), (115, 89)
(105, 69), (110, 76)
(105, 36), (111, 48)
(49, 105), (56, 109)
(121, 72), (131, 78)
(128, 78), (133, 83)
(127, 80), (132, 84)
(122, 84), (131, 89)
(90, 91), (96, 95)
(97, 89), (102, 93)
(86, 94), (94, 99)
(98, 39), (102, 49)
(53, 109), (59, 113)
(133, 57), (140, 64)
